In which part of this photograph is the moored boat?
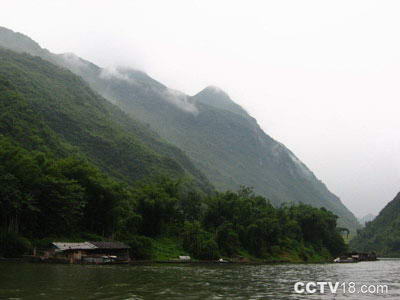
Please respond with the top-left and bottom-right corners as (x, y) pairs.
(333, 256), (358, 263)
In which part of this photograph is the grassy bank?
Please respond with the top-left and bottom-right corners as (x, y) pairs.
(147, 237), (332, 263)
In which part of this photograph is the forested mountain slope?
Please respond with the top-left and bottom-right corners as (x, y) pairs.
(0, 26), (359, 232)
(350, 192), (400, 255)
(0, 48), (211, 192)
(99, 78), (358, 231)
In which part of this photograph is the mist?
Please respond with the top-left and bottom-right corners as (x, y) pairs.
(1, 0), (400, 217)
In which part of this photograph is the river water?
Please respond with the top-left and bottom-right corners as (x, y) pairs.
(1, 259), (399, 299)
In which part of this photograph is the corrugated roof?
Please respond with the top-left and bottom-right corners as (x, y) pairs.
(90, 241), (130, 249)
(52, 242), (98, 251)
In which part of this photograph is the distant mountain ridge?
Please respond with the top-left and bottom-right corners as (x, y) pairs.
(0, 26), (360, 232)
(351, 192), (400, 255)
(358, 213), (376, 226)
(194, 86), (249, 116)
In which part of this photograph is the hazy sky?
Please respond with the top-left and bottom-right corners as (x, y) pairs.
(2, 0), (400, 217)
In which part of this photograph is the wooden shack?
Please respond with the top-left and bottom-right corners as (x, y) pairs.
(43, 241), (130, 263)
(88, 241), (130, 262)
(45, 242), (97, 263)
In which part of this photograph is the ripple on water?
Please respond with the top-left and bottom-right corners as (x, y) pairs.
(1, 260), (400, 299)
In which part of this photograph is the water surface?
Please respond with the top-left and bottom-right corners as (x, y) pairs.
(1, 259), (399, 299)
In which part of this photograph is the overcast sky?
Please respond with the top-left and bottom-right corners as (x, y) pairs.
(2, 0), (400, 217)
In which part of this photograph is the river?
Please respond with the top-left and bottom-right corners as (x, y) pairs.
(1, 259), (399, 299)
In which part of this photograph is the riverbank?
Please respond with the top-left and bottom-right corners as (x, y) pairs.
(0, 256), (330, 265)
(0, 235), (335, 265)
(1, 185), (348, 268)
(149, 237), (334, 264)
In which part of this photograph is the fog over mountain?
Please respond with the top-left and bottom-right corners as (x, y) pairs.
(0, 25), (361, 231)
(1, 0), (400, 217)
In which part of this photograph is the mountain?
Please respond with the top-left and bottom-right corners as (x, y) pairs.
(0, 47), (211, 193)
(350, 193), (400, 256)
(101, 78), (359, 231)
(0, 26), (359, 231)
(358, 213), (376, 227)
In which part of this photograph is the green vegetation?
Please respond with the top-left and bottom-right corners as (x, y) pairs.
(85, 68), (360, 233)
(0, 26), (360, 233)
(0, 231), (31, 258)
(83, 65), (360, 233)
(0, 47), (211, 191)
(350, 192), (400, 256)
(0, 138), (346, 260)
(151, 237), (189, 261)
(0, 36), (347, 262)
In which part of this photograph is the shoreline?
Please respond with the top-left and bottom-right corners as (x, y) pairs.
(0, 257), (331, 265)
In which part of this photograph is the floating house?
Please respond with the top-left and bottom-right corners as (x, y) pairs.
(333, 252), (378, 263)
(348, 252), (377, 261)
(87, 241), (130, 262)
(43, 241), (130, 264)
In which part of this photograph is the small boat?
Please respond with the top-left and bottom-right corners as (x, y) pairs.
(333, 252), (378, 263)
(333, 256), (357, 263)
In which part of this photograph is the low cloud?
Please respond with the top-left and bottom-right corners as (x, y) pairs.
(100, 66), (198, 114)
(161, 89), (199, 114)
(99, 66), (135, 83)
(59, 52), (88, 71)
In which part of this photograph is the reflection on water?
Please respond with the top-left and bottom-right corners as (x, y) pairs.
(1, 259), (400, 299)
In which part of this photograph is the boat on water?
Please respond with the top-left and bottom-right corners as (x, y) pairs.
(333, 252), (378, 263)
(333, 256), (358, 263)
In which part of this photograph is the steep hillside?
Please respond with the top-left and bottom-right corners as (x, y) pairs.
(0, 26), (359, 231)
(98, 78), (358, 231)
(350, 192), (400, 256)
(0, 48), (211, 192)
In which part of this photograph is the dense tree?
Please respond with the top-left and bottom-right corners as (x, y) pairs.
(134, 178), (180, 237)
(0, 139), (347, 260)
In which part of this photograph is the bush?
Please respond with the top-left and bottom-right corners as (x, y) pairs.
(125, 235), (153, 260)
(181, 221), (220, 260)
(31, 237), (54, 250)
(216, 222), (240, 256)
(196, 238), (220, 260)
(0, 231), (31, 258)
(80, 232), (104, 242)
